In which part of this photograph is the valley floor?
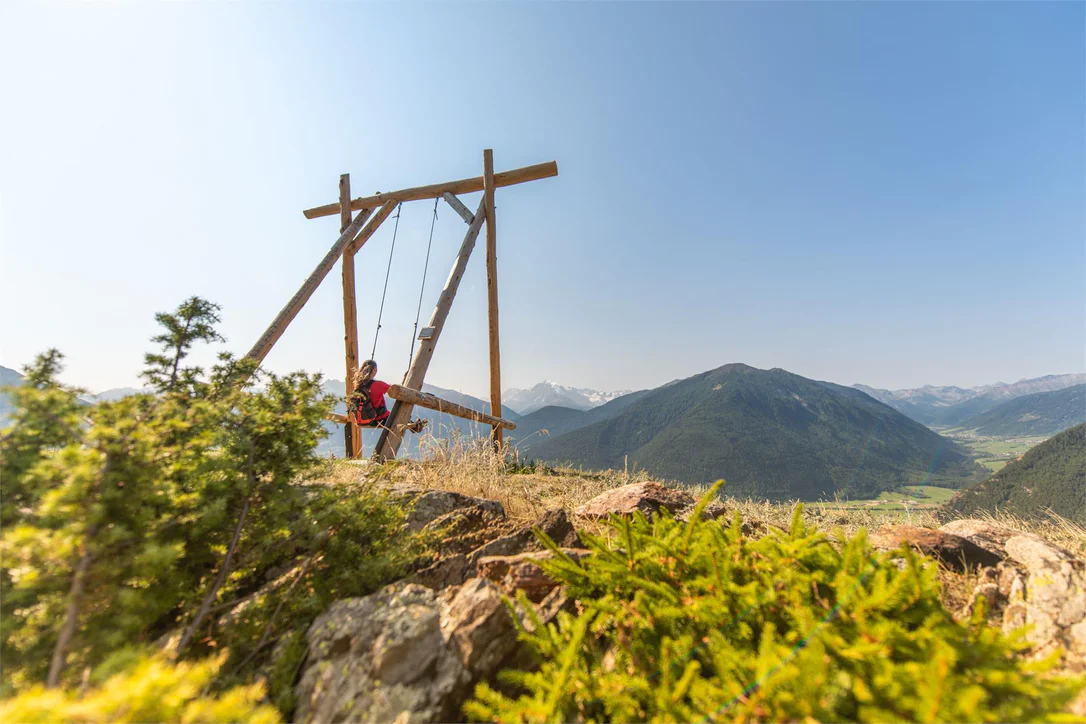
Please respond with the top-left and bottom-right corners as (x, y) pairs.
(938, 428), (1048, 473)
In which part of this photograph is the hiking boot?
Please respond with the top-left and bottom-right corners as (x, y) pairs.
(403, 418), (428, 434)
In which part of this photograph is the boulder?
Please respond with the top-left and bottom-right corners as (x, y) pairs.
(387, 485), (505, 532)
(576, 482), (696, 520)
(405, 554), (472, 591)
(938, 519), (1015, 559)
(407, 508), (581, 593)
(477, 549), (592, 602)
(296, 578), (526, 723)
(423, 504), (516, 557)
(869, 525), (1003, 571)
(468, 508), (581, 564)
(1002, 535), (1086, 656)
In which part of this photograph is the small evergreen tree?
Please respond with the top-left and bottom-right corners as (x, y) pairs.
(0, 653), (280, 723)
(141, 296), (225, 395)
(1, 297), (426, 716)
(468, 481), (1084, 723)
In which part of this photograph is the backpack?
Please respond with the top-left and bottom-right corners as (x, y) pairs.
(348, 381), (379, 424)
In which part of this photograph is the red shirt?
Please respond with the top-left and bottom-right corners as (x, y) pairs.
(368, 380), (390, 410)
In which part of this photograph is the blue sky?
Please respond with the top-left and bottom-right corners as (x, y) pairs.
(2, 1), (1083, 399)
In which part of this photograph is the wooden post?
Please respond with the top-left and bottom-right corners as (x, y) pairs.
(302, 161), (559, 220)
(340, 174), (362, 459)
(483, 149), (503, 450)
(245, 200), (395, 364)
(442, 192), (475, 224)
(386, 385), (517, 430)
(374, 197), (488, 460)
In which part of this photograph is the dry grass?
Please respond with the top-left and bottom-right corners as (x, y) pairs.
(303, 437), (1085, 558)
(299, 438), (1086, 641)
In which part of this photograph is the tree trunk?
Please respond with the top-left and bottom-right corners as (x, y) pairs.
(176, 451), (255, 654)
(46, 524), (97, 688)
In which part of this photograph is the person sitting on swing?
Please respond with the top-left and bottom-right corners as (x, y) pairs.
(348, 360), (426, 433)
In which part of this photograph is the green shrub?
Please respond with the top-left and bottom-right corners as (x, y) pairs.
(0, 297), (427, 717)
(0, 653), (280, 723)
(467, 481), (1084, 723)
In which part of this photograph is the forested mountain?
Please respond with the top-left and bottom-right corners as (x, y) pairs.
(958, 385), (1086, 437)
(854, 373), (1086, 427)
(531, 363), (981, 501)
(948, 423), (1085, 522)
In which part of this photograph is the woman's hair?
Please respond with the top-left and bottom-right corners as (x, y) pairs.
(354, 360), (378, 389)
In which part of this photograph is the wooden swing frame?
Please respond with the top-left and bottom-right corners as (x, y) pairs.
(244, 150), (557, 461)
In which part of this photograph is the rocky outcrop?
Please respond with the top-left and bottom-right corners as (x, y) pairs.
(477, 549), (591, 602)
(578, 481), (716, 520)
(407, 508), (582, 592)
(295, 577), (552, 724)
(1002, 535), (1086, 661)
(388, 485), (506, 532)
(870, 525), (1004, 571)
(938, 519), (1017, 558)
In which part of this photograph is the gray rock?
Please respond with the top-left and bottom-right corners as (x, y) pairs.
(576, 482), (696, 520)
(296, 578), (532, 723)
(870, 525), (1003, 571)
(477, 549), (592, 602)
(468, 508), (580, 564)
(1004, 534), (1072, 569)
(387, 485), (506, 532)
(998, 534), (1086, 664)
(938, 519), (1016, 558)
(404, 554), (471, 591)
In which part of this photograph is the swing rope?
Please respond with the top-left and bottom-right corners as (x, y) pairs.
(370, 202), (401, 361)
(407, 198), (439, 370)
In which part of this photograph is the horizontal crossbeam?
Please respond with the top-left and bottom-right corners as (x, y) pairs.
(302, 160), (558, 219)
(386, 385), (517, 430)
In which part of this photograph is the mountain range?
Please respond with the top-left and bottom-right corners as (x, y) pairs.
(527, 363), (982, 501)
(502, 381), (632, 415)
(853, 373), (1086, 427)
(957, 385), (1086, 438)
(948, 423), (1085, 522)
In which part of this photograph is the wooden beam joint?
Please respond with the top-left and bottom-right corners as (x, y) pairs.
(302, 160), (558, 219)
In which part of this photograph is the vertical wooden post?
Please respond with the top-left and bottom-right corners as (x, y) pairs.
(483, 149), (503, 451)
(340, 174), (362, 458)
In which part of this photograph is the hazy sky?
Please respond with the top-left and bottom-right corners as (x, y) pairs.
(2, 1), (1083, 399)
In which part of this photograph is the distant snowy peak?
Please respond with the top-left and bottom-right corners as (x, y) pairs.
(503, 380), (632, 414)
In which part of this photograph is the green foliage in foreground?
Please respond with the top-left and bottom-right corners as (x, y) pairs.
(468, 481), (1084, 723)
(0, 653), (280, 723)
(0, 297), (425, 716)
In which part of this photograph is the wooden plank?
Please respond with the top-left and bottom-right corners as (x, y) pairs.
(386, 385), (516, 430)
(442, 192), (475, 224)
(245, 201), (395, 364)
(303, 160), (558, 219)
(326, 412), (350, 425)
(374, 197), (488, 460)
(483, 149), (503, 450)
(339, 174), (362, 459)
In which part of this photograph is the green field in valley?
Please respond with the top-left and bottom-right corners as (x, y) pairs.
(817, 484), (958, 513)
(940, 429), (1046, 473)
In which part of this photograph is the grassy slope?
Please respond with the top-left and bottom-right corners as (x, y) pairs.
(949, 423), (1086, 522)
(530, 364), (981, 501)
(318, 443), (1085, 578)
